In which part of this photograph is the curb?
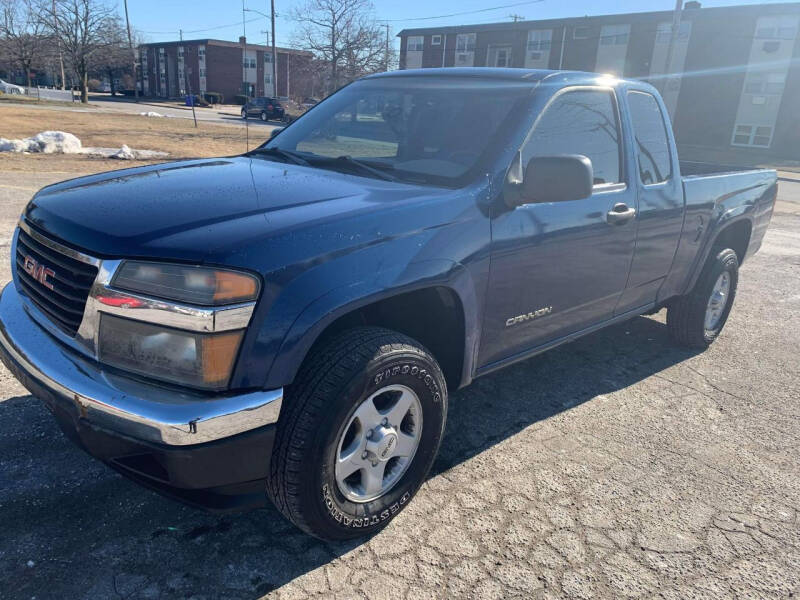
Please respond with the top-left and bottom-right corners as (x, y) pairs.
(778, 176), (800, 183)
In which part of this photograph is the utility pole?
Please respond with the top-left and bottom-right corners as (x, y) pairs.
(52, 0), (66, 90)
(662, 0), (683, 94)
(180, 29), (197, 126)
(508, 13), (524, 22)
(270, 0), (277, 97)
(123, 0), (138, 100)
(242, 0), (248, 98)
(384, 23), (390, 71)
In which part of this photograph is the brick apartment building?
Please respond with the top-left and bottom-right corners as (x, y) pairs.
(398, 2), (800, 160)
(138, 38), (313, 101)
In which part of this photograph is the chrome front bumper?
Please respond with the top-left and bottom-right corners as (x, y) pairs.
(0, 282), (282, 446)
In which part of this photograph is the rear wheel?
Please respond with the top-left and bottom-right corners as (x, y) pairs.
(260, 111), (268, 122)
(667, 247), (739, 348)
(241, 108), (247, 119)
(267, 327), (448, 540)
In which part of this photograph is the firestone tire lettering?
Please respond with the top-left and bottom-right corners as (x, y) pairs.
(374, 362), (442, 403)
(322, 484), (410, 528)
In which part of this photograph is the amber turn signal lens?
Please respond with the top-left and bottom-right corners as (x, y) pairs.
(201, 331), (244, 386)
(214, 271), (259, 303)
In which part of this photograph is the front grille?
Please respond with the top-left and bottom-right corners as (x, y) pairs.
(15, 227), (98, 336)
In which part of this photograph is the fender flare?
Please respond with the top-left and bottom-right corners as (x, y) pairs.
(264, 259), (481, 389)
(683, 208), (753, 294)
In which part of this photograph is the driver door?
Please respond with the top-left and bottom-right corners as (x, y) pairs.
(478, 87), (637, 369)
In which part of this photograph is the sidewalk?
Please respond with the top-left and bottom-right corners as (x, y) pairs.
(778, 170), (800, 183)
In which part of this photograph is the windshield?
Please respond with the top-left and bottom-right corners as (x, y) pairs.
(261, 76), (532, 186)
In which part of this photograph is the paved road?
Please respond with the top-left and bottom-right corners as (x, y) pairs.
(0, 171), (798, 599)
(87, 95), (287, 129)
(0, 96), (282, 129)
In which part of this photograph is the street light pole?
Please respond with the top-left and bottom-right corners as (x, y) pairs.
(271, 0), (277, 97)
(123, 0), (138, 100)
(663, 0), (683, 95)
(245, 5), (278, 97)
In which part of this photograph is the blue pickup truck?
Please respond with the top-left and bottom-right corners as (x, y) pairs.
(0, 69), (776, 540)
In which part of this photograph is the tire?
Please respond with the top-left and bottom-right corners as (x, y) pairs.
(667, 247), (739, 348)
(260, 111), (268, 122)
(267, 327), (448, 540)
(241, 109), (247, 119)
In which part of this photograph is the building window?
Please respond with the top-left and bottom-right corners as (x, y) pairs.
(490, 46), (512, 67)
(600, 24), (629, 45)
(573, 26), (589, 39)
(264, 53), (273, 63)
(745, 72), (786, 95)
(732, 124), (773, 147)
(407, 36), (424, 51)
(455, 33), (476, 52)
(756, 24), (798, 40)
(198, 46), (205, 57)
(628, 91), (672, 184)
(431, 35), (442, 45)
(656, 21), (691, 43)
(527, 29), (552, 51)
(199, 68), (206, 78)
(523, 89), (622, 185)
(243, 58), (256, 68)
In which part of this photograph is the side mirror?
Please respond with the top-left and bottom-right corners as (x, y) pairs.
(269, 127), (284, 140)
(507, 155), (593, 207)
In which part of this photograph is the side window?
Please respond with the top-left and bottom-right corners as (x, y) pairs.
(627, 91), (672, 185)
(523, 89), (621, 185)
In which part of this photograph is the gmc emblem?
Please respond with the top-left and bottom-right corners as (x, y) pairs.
(23, 255), (55, 290)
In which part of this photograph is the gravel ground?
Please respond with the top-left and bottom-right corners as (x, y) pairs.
(0, 170), (798, 600)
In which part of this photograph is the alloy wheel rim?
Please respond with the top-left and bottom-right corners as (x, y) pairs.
(334, 384), (423, 503)
(705, 272), (731, 332)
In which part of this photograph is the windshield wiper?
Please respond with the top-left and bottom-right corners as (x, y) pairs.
(247, 147), (310, 166)
(309, 155), (398, 182)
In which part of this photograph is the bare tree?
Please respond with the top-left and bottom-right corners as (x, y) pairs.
(0, 0), (46, 88)
(88, 18), (129, 95)
(40, 0), (118, 102)
(291, 0), (387, 94)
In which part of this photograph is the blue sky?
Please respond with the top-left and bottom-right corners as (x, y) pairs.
(124, 0), (787, 48)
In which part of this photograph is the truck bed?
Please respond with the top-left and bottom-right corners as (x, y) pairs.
(658, 165), (778, 303)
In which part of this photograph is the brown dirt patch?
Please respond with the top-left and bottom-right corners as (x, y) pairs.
(0, 104), (253, 174)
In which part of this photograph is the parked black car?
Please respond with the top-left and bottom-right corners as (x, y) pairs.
(241, 97), (285, 121)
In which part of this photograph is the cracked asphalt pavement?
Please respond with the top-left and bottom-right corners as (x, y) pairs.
(0, 171), (798, 599)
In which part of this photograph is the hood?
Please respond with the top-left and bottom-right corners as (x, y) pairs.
(25, 156), (434, 266)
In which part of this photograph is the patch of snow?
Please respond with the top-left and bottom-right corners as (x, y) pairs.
(0, 131), (82, 154)
(111, 144), (136, 159)
(139, 111), (166, 117)
(0, 131), (168, 160)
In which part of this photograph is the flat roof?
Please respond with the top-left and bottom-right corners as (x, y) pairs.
(397, 1), (800, 36)
(139, 39), (312, 56)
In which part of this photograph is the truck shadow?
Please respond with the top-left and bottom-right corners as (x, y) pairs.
(0, 313), (700, 598)
(432, 313), (702, 477)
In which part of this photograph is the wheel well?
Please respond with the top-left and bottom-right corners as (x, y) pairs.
(713, 219), (752, 264)
(312, 287), (466, 390)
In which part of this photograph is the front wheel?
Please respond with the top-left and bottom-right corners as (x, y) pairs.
(267, 327), (448, 540)
(241, 108), (247, 119)
(667, 247), (739, 348)
(260, 111), (268, 122)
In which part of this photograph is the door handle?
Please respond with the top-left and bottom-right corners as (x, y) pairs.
(607, 202), (636, 225)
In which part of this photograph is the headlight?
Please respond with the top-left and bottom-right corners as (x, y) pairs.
(98, 314), (243, 390)
(113, 261), (260, 305)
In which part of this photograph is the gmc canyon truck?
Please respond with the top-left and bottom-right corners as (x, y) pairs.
(0, 69), (776, 540)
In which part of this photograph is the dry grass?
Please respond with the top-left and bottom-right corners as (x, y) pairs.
(0, 104), (255, 174)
